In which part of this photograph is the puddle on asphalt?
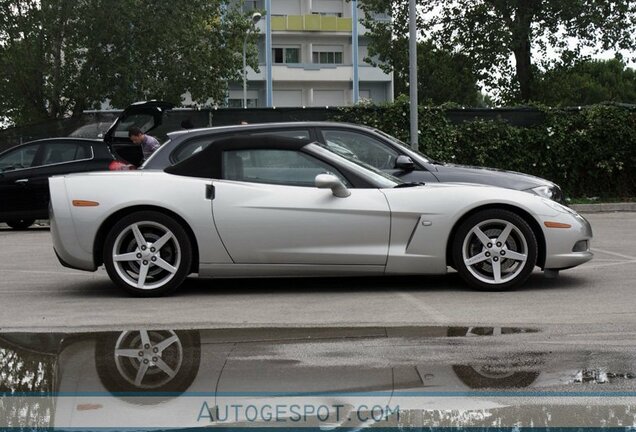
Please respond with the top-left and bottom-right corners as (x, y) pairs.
(1, 326), (635, 430)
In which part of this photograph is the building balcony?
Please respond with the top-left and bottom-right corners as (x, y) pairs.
(270, 15), (352, 32)
(246, 64), (391, 82)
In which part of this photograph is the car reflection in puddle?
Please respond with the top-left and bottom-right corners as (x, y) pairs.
(1, 326), (636, 430)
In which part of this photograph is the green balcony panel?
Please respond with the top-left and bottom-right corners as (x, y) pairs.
(271, 16), (286, 31)
(337, 17), (353, 32)
(321, 16), (338, 31)
(304, 14), (321, 31)
(287, 15), (303, 30)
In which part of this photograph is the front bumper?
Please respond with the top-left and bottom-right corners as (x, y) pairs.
(542, 212), (593, 270)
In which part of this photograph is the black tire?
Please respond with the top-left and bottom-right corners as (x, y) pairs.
(6, 219), (35, 230)
(103, 211), (192, 297)
(95, 330), (201, 403)
(452, 209), (537, 291)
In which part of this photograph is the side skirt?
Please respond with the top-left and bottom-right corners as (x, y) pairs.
(198, 263), (386, 278)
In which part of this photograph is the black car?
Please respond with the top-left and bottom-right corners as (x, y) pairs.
(0, 138), (133, 229)
(141, 121), (564, 202)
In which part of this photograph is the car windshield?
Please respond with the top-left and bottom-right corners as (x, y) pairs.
(309, 143), (404, 188)
(373, 129), (435, 163)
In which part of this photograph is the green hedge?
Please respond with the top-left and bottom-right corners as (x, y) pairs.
(332, 98), (636, 199)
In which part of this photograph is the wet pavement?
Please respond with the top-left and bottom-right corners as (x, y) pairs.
(2, 325), (636, 430)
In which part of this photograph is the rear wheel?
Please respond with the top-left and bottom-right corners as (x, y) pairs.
(103, 211), (192, 297)
(6, 219), (35, 230)
(95, 329), (201, 403)
(452, 209), (537, 291)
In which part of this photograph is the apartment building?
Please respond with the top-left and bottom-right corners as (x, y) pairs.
(226, 0), (393, 108)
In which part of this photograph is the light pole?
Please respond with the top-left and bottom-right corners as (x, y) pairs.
(351, 0), (359, 104)
(408, 0), (418, 150)
(243, 12), (262, 108)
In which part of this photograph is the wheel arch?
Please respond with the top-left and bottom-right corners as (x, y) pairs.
(445, 204), (546, 269)
(94, 205), (200, 273)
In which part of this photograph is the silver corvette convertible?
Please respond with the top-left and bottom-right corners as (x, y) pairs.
(49, 135), (593, 296)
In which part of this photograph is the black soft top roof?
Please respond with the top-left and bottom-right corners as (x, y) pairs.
(164, 134), (313, 179)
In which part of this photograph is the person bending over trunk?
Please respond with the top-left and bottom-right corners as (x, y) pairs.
(128, 127), (160, 162)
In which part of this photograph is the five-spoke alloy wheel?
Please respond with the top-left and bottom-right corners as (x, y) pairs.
(103, 211), (192, 296)
(95, 329), (201, 401)
(452, 209), (538, 291)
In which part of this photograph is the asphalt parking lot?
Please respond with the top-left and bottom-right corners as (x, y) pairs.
(0, 212), (634, 332)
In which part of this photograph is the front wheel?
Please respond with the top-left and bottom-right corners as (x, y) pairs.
(103, 211), (192, 297)
(452, 209), (537, 291)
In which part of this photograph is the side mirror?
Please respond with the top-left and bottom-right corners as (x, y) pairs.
(395, 155), (415, 172)
(315, 173), (351, 198)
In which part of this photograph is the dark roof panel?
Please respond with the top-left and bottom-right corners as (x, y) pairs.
(164, 134), (312, 179)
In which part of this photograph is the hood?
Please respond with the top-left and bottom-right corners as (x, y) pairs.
(432, 163), (555, 191)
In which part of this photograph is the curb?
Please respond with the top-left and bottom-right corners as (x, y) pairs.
(570, 202), (636, 213)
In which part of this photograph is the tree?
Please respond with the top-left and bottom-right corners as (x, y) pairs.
(364, 35), (484, 106)
(360, 0), (636, 103)
(534, 57), (636, 106)
(0, 0), (259, 126)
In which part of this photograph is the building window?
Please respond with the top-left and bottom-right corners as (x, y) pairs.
(312, 51), (343, 64)
(312, 0), (344, 16)
(227, 98), (258, 108)
(273, 47), (300, 64)
(243, 0), (263, 11)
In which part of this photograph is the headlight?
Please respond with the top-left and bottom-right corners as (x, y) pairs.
(527, 185), (565, 203)
(529, 185), (556, 200)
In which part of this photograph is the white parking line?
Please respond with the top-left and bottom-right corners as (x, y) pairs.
(582, 260), (636, 270)
(0, 268), (88, 277)
(591, 248), (636, 261)
(395, 291), (448, 324)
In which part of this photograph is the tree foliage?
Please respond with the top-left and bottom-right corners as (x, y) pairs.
(360, 0), (636, 104)
(534, 57), (636, 106)
(334, 98), (636, 198)
(364, 35), (484, 106)
(0, 0), (259, 126)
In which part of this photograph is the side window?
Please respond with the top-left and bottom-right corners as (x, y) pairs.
(322, 130), (399, 170)
(222, 149), (350, 187)
(172, 136), (215, 163)
(40, 142), (91, 166)
(0, 144), (40, 172)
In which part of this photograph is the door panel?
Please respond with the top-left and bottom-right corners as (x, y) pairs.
(0, 170), (34, 218)
(0, 143), (42, 219)
(212, 181), (391, 265)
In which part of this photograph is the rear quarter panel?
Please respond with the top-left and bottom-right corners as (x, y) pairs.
(52, 172), (232, 269)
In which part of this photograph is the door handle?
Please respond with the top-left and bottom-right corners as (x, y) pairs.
(15, 179), (29, 184)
